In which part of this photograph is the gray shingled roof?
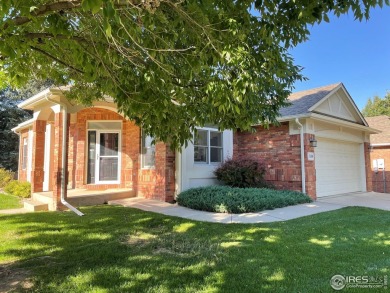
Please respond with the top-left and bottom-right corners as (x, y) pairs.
(365, 115), (390, 144)
(279, 83), (341, 117)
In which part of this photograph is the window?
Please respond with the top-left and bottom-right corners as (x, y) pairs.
(194, 129), (223, 164)
(22, 138), (28, 170)
(141, 130), (155, 168)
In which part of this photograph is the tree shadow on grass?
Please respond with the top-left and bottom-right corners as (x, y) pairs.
(0, 206), (389, 292)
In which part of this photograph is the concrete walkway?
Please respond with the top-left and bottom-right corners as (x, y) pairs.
(0, 208), (30, 215)
(108, 198), (342, 223)
(317, 192), (390, 211)
(109, 192), (390, 224)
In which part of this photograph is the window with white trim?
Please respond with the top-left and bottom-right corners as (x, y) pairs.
(141, 130), (155, 168)
(22, 137), (28, 170)
(194, 129), (223, 164)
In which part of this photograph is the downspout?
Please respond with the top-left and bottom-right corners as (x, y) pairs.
(295, 118), (306, 194)
(46, 95), (84, 216)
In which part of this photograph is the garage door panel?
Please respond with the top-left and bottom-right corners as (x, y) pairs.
(316, 139), (362, 197)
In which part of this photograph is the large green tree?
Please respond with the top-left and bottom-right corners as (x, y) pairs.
(0, 0), (387, 147)
(362, 93), (390, 117)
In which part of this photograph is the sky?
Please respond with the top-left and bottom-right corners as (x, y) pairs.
(289, 6), (390, 110)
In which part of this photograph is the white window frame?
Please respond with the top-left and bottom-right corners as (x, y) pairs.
(141, 130), (156, 169)
(22, 137), (28, 170)
(86, 121), (122, 185)
(194, 128), (223, 165)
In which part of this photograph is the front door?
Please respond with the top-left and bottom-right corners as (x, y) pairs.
(87, 130), (121, 184)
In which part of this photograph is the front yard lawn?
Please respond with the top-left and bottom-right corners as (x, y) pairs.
(0, 193), (23, 210)
(0, 206), (389, 292)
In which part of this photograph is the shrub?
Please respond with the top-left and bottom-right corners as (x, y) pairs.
(177, 186), (312, 214)
(0, 168), (14, 188)
(214, 157), (268, 188)
(4, 180), (31, 198)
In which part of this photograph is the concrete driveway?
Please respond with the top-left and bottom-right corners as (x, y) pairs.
(317, 192), (390, 211)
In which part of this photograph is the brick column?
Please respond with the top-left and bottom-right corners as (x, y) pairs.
(304, 134), (317, 199)
(51, 112), (70, 210)
(364, 142), (373, 192)
(138, 142), (175, 202)
(162, 144), (176, 202)
(31, 120), (46, 193)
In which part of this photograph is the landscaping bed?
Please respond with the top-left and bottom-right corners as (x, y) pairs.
(176, 186), (312, 213)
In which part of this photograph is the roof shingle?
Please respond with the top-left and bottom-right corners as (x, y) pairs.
(279, 83), (341, 117)
(365, 115), (390, 144)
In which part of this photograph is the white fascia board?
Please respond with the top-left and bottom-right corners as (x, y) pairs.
(276, 113), (311, 123)
(310, 113), (380, 134)
(11, 117), (35, 133)
(250, 114), (311, 127)
(371, 143), (390, 147)
(18, 88), (52, 109)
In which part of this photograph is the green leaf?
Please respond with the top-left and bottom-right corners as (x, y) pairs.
(323, 14), (330, 23)
(90, 0), (102, 14)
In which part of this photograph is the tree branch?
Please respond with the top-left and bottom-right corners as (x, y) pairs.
(29, 45), (85, 74)
(5, 0), (152, 29)
(24, 32), (87, 43)
(7, 1), (82, 29)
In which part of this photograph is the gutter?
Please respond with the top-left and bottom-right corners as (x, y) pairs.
(12, 118), (35, 133)
(45, 95), (84, 216)
(371, 143), (390, 147)
(295, 118), (306, 194)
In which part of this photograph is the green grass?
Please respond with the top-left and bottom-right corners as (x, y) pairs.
(177, 186), (312, 213)
(0, 193), (23, 210)
(0, 206), (389, 292)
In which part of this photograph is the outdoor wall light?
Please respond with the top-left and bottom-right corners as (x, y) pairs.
(309, 139), (318, 148)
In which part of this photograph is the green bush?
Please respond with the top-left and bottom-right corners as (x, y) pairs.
(177, 186), (312, 213)
(4, 180), (31, 198)
(0, 168), (14, 188)
(214, 157), (269, 188)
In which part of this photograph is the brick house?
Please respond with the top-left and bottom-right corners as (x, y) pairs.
(365, 115), (390, 193)
(13, 83), (376, 211)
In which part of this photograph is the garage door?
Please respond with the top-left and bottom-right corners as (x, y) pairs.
(316, 138), (363, 197)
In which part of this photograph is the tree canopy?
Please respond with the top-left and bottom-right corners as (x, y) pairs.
(0, 0), (388, 147)
(362, 93), (390, 117)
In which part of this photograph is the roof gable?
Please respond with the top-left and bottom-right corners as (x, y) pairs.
(310, 84), (366, 125)
(279, 83), (367, 126)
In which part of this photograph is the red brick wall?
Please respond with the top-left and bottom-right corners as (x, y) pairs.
(70, 107), (175, 202)
(51, 112), (66, 210)
(73, 108), (136, 190)
(68, 119), (77, 189)
(233, 123), (317, 199)
(369, 146), (390, 193)
(31, 120), (46, 193)
(138, 143), (175, 202)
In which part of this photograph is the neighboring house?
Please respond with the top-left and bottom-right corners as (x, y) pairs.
(12, 83), (377, 211)
(365, 115), (390, 193)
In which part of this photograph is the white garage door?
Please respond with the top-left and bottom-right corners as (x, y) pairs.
(316, 138), (363, 197)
